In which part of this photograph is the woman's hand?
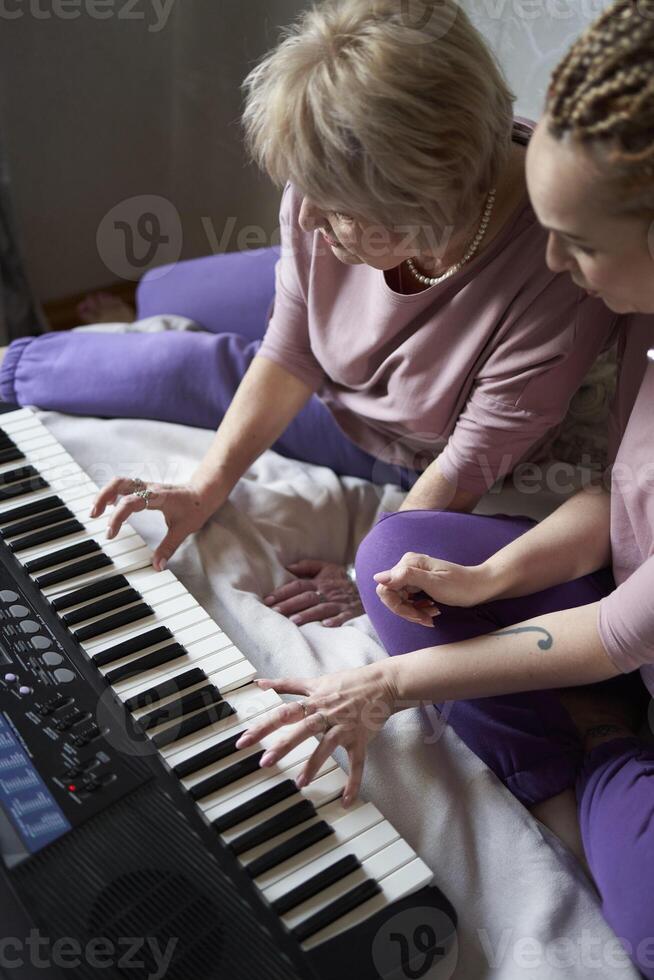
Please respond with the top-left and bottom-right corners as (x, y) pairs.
(264, 559), (363, 627)
(91, 477), (219, 571)
(373, 551), (494, 626)
(235, 661), (398, 806)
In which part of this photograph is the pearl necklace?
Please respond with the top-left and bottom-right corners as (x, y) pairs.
(405, 188), (497, 287)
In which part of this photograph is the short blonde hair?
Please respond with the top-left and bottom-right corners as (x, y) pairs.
(242, 0), (514, 236)
(547, 0), (654, 216)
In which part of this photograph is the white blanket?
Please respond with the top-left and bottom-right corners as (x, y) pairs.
(37, 409), (640, 980)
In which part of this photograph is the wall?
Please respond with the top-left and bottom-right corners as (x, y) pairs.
(0, 0), (611, 304)
(0, 0), (305, 303)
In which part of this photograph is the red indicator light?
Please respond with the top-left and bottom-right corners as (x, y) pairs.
(67, 784), (76, 792)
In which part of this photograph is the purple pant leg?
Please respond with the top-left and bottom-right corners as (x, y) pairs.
(576, 738), (654, 979)
(136, 249), (279, 340)
(356, 510), (613, 806)
(1, 330), (412, 484)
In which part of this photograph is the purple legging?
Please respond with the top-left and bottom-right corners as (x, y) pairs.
(356, 509), (654, 977)
(1, 248), (417, 487)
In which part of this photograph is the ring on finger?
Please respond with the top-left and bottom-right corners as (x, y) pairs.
(299, 701), (332, 734)
(134, 488), (154, 509)
(315, 590), (328, 604)
(130, 478), (147, 494)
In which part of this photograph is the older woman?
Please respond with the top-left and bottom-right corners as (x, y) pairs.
(237, 2), (654, 974)
(4, 0), (618, 626)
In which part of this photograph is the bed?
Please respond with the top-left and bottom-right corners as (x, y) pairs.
(30, 401), (639, 980)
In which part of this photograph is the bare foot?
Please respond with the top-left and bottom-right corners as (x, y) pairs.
(77, 291), (136, 324)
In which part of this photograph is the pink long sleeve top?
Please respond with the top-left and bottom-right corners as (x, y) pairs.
(257, 176), (622, 495)
(598, 317), (654, 696)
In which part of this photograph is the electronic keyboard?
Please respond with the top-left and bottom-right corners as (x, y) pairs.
(0, 407), (456, 980)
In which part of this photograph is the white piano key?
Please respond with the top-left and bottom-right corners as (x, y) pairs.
(181, 730), (323, 795)
(155, 683), (281, 759)
(49, 566), (176, 613)
(253, 802), (385, 890)
(0, 479), (97, 516)
(84, 602), (207, 654)
(83, 594), (202, 653)
(110, 641), (250, 701)
(262, 820), (398, 906)
(192, 741), (328, 815)
(20, 529), (144, 571)
(201, 757), (337, 821)
(39, 544), (153, 597)
(120, 655), (254, 715)
(239, 797), (368, 870)
(282, 839), (417, 932)
(66, 579), (187, 630)
(206, 764), (345, 831)
(0, 443), (64, 473)
(301, 857), (433, 950)
(0, 410), (44, 431)
(219, 767), (346, 847)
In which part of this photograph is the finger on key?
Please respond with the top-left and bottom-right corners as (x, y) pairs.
(91, 477), (140, 518)
(105, 493), (151, 539)
(235, 700), (307, 749)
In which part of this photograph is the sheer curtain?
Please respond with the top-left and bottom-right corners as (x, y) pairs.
(0, 134), (44, 345)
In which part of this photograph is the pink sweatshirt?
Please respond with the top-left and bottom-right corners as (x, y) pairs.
(598, 317), (654, 696)
(258, 178), (622, 495)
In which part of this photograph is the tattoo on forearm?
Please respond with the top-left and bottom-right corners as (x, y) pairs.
(489, 625), (553, 651)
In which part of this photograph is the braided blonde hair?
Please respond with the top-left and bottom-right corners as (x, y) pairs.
(547, 0), (654, 214)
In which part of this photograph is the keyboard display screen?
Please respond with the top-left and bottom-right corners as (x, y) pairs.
(0, 712), (71, 866)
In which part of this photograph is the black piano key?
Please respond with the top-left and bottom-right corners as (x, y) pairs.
(62, 587), (140, 627)
(92, 625), (173, 667)
(153, 701), (236, 750)
(0, 433), (17, 449)
(104, 643), (187, 684)
(211, 779), (299, 835)
(272, 854), (362, 917)
(246, 821), (334, 880)
(188, 749), (264, 800)
(9, 518), (85, 553)
(51, 574), (130, 611)
(0, 464), (37, 487)
(123, 667), (206, 712)
(0, 495), (64, 527)
(25, 539), (99, 574)
(138, 684), (222, 731)
(173, 729), (245, 780)
(230, 799), (317, 857)
(0, 447), (25, 466)
(73, 601), (153, 643)
(292, 879), (381, 943)
(0, 476), (48, 503)
(35, 553), (113, 589)
(0, 505), (72, 538)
